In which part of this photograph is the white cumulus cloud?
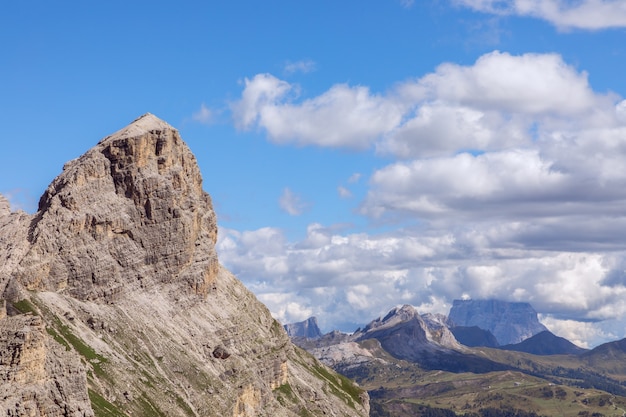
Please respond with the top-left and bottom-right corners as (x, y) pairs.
(223, 50), (626, 347)
(231, 74), (406, 149)
(454, 0), (626, 30)
(218, 223), (626, 346)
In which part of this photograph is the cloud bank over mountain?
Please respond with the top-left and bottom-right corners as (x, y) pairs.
(220, 50), (626, 348)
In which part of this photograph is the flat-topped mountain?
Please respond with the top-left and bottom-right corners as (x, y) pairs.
(284, 317), (323, 339)
(448, 299), (548, 345)
(0, 114), (368, 417)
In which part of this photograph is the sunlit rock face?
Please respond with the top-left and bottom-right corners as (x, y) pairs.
(0, 114), (369, 417)
(15, 113), (219, 301)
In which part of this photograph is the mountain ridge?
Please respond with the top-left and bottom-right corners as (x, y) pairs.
(499, 330), (588, 355)
(288, 304), (626, 417)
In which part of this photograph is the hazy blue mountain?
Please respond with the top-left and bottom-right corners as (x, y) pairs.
(284, 316), (323, 339)
(450, 325), (500, 348)
(448, 299), (548, 345)
(500, 330), (587, 355)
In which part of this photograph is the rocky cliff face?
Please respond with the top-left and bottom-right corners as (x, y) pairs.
(0, 314), (92, 416)
(448, 299), (548, 345)
(0, 114), (368, 417)
(15, 114), (219, 301)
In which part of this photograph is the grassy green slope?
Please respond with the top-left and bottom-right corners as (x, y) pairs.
(331, 339), (626, 417)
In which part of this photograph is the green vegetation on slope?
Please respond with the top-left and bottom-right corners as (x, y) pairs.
(88, 389), (127, 417)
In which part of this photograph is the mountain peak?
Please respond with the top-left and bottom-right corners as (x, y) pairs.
(1, 115), (369, 417)
(16, 114), (219, 301)
(101, 113), (174, 144)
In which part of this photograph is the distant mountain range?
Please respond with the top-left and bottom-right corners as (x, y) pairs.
(284, 300), (626, 417)
(287, 298), (556, 349)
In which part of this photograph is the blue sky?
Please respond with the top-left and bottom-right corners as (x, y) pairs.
(3, 1), (626, 347)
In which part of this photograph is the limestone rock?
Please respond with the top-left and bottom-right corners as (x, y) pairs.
(295, 305), (464, 369)
(14, 113), (218, 301)
(0, 194), (10, 217)
(0, 314), (93, 416)
(0, 114), (368, 417)
(421, 312), (462, 349)
(0, 204), (31, 301)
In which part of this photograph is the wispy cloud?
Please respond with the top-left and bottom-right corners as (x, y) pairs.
(454, 0), (626, 30)
(279, 187), (309, 216)
(192, 103), (214, 125)
(347, 173), (361, 184)
(284, 59), (317, 75)
(337, 186), (352, 199)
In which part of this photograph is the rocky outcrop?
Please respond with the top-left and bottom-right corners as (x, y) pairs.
(284, 317), (323, 339)
(448, 299), (548, 345)
(13, 114), (218, 301)
(0, 314), (92, 416)
(0, 114), (368, 417)
(0, 194), (10, 217)
(420, 312), (460, 348)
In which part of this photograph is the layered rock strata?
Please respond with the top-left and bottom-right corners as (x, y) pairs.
(0, 114), (368, 417)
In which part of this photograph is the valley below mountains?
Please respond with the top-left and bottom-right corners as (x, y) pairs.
(288, 303), (626, 417)
(0, 114), (368, 417)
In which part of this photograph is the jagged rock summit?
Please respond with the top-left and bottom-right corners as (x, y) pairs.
(355, 305), (462, 360)
(0, 114), (368, 417)
(0, 194), (10, 217)
(15, 112), (219, 301)
(295, 305), (464, 371)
